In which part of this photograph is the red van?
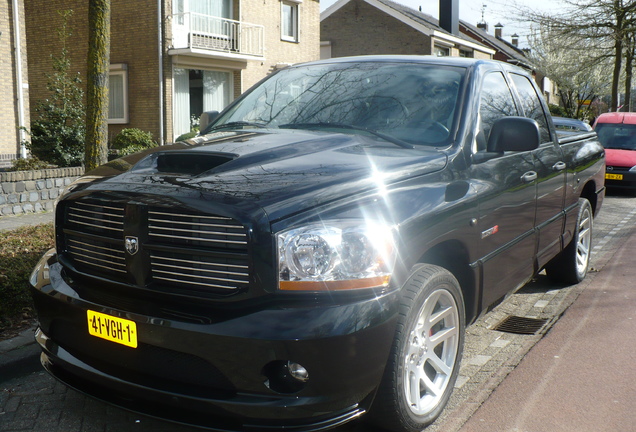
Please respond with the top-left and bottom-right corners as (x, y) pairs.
(594, 112), (636, 191)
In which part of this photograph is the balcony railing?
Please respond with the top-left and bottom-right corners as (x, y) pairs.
(171, 12), (264, 57)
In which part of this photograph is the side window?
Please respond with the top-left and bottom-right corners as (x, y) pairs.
(510, 74), (551, 143)
(477, 72), (518, 151)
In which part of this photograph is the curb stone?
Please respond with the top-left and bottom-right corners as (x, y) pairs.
(0, 327), (40, 379)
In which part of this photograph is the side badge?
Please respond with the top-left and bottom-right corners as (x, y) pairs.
(125, 236), (139, 256)
(481, 225), (499, 239)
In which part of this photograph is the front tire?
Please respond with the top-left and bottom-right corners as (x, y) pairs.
(369, 264), (465, 432)
(545, 198), (593, 284)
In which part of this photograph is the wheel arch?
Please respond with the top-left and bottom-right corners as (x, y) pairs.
(416, 240), (479, 324)
(580, 180), (599, 216)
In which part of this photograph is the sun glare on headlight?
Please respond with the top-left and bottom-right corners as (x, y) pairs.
(277, 221), (396, 291)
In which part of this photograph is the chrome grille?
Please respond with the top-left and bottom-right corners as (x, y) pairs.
(67, 201), (125, 239)
(147, 208), (249, 292)
(65, 201), (126, 278)
(67, 237), (127, 274)
(61, 200), (250, 295)
(151, 252), (249, 291)
(148, 210), (248, 249)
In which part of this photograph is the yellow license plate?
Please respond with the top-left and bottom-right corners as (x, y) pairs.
(605, 173), (623, 180)
(87, 310), (138, 348)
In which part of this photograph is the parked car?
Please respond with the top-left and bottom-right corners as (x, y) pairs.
(593, 112), (636, 191)
(552, 116), (593, 136)
(30, 56), (605, 432)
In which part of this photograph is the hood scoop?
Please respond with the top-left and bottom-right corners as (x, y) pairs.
(134, 151), (238, 176)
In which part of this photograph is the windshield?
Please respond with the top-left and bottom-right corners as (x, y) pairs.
(207, 62), (466, 146)
(595, 123), (636, 150)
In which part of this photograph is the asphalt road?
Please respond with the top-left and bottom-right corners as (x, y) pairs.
(1, 191), (634, 432)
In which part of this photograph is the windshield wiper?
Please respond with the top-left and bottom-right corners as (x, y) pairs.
(206, 121), (268, 133)
(279, 122), (414, 149)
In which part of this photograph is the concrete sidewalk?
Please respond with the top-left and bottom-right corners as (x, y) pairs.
(459, 230), (636, 431)
(0, 211), (54, 232)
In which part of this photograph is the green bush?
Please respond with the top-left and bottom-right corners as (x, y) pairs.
(549, 104), (568, 118)
(111, 128), (158, 156)
(24, 11), (85, 168)
(116, 144), (151, 157)
(112, 128), (157, 149)
(7, 157), (51, 172)
(0, 223), (54, 334)
(175, 130), (198, 141)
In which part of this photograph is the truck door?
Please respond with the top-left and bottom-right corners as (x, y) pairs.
(471, 71), (537, 308)
(510, 73), (566, 269)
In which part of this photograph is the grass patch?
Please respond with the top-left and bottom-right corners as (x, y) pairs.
(0, 223), (54, 336)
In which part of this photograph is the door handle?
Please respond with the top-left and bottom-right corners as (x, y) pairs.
(521, 171), (537, 183)
(553, 161), (567, 171)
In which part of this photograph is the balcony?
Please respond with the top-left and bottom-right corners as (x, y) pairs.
(170, 12), (264, 60)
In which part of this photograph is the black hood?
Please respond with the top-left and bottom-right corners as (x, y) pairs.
(80, 129), (447, 221)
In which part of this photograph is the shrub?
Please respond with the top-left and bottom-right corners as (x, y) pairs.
(117, 144), (152, 157)
(111, 128), (157, 156)
(548, 104), (568, 118)
(24, 10), (85, 168)
(7, 157), (51, 172)
(175, 130), (198, 141)
(0, 223), (54, 334)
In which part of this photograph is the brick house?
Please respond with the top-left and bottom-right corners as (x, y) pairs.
(0, 0), (30, 168)
(23, 0), (320, 145)
(320, 0), (494, 60)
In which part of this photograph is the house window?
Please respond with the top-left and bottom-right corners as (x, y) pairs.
(434, 45), (450, 57)
(281, 1), (299, 42)
(459, 49), (473, 58)
(108, 64), (128, 124)
(174, 0), (233, 31)
(174, 0), (233, 19)
(173, 68), (233, 139)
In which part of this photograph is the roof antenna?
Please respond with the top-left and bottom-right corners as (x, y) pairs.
(479, 3), (487, 24)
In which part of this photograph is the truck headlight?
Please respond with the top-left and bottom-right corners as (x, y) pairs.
(277, 221), (397, 291)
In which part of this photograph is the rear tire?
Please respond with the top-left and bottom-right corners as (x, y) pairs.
(545, 198), (593, 284)
(368, 264), (465, 432)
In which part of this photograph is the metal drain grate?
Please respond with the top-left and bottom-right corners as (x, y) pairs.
(492, 316), (549, 335)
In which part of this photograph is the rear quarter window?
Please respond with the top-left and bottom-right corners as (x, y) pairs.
(510, 73), (551, 144)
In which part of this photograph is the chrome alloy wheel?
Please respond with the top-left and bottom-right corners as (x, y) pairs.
(403, 288), (460, 416)
(575, 203), (592, 275)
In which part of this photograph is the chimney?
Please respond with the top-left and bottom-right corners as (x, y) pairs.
(439, 0), (459, 35)
(495, 23), (503, 38)
(511, 33), (519, 47)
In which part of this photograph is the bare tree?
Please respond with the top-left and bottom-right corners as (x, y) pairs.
(526, 25), (611, 118)
(85, 0), (111, 170)
(510, 0), (636, 112)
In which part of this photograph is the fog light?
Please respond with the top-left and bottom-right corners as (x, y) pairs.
(263, 360), (310, 393)
(287, 361), (309, 382)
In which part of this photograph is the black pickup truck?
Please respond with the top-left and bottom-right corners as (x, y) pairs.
(30, 56), (605, 432)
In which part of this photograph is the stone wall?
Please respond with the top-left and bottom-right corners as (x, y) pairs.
(0, 167), (84, 216)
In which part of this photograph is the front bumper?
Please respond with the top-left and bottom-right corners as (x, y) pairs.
(605, 167), (636, 190)
(30, 251), (399, 431)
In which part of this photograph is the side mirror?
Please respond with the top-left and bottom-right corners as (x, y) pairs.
(199, 110), (220, 134)
(487, 116), (540, 152)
